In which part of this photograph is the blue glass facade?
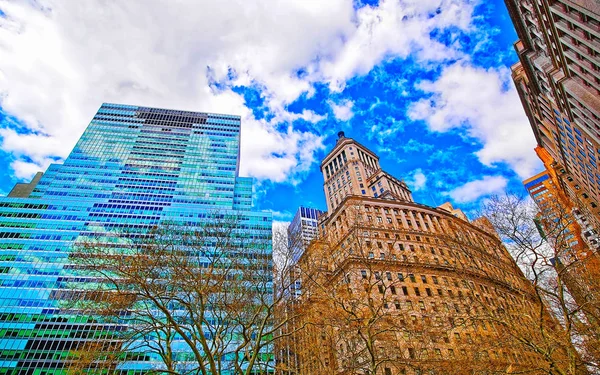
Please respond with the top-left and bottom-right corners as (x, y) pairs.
(0, 103), (272, 374)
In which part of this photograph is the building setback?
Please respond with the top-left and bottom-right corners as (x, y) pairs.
(0, 103), (272, 374)
(506, 0), (600, 236)
(291, 132), (579, 374)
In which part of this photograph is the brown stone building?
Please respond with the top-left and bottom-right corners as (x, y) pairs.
(506, 0), (600, 236)
(290, 133), (584, 375)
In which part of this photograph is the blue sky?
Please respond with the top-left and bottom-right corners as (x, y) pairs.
(0, 0), (540, 221)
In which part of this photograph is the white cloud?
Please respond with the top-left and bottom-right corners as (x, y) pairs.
(408, 62), (540, 178)
(0, 0), (481, 183)
(240, 122), (324, 183)
(315, 0), (475, 91)
(407, 168), (427, 191)
(10, 159), (53, 180)
(0, 0), (341, 182)
(445, 175), (508, 203)
(329, 99), (355, 121)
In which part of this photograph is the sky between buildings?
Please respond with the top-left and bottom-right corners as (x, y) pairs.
(0, 0), (541, 221)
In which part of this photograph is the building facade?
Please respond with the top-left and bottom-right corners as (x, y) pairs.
(292, 133), (580, 375)
(0, 103), (272, 374)
(506, 0), (600, 234)
(524, 169), (600, 327)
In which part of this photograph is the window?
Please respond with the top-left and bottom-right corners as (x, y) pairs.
(402, 286), (409, 296)
(426, 288), (432, 297)
(397, 273), (404, 281)
(432, 276), (439, 284)
(378, 285), (384, 294)
(390, 286), (397, 295)
(361, 270), (367, 279)
(375, 271), (381, 280)
(414, 287), (421, 296)
(409, 274), (416, 282)
(421, 275), (427, 283)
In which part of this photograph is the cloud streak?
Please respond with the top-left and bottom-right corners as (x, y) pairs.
(408, 62), (540, 178)
(407, 169), (427, 191)
(445, 175), (508, 203)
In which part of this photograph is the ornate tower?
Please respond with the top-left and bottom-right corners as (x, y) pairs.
(321, 131), (412, 212)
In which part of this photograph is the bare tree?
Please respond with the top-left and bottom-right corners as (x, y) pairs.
(292, 197), (591, 375)
(63, 214), (301, 375)
(295, 204), (461, 375)
(481, 193), (599, 374)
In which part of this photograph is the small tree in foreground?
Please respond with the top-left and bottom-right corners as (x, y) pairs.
(482, 194), (599, 373)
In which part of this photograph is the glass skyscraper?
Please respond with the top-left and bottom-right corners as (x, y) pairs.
(0, 103), (272, 374)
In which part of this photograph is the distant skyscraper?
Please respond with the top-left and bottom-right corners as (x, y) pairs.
(277, 206), (324, 373)
(0, 103), (272, 373)
(505, 0), (600, 234)
(287, 206), (325, 265)
(292, 132), (569, 374)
